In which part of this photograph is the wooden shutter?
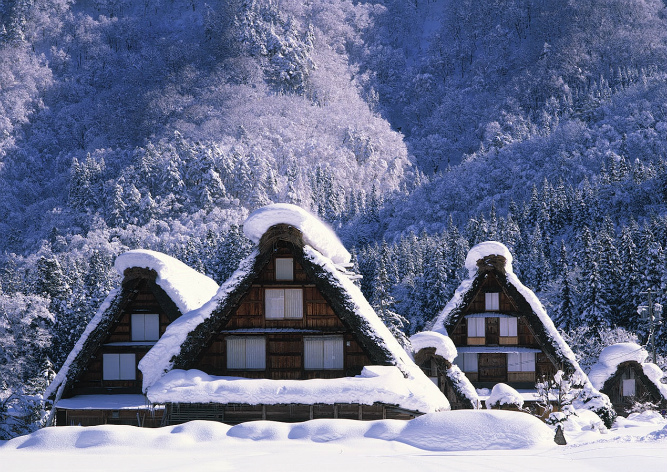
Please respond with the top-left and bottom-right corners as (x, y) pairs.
(284, 289), (303, 319)
(463, 353), (478, 372)
(144, 314), (160, 341)
(131, 314), (145, 341)
(521, 353), (535, 371)
(275, 258), (294, 281)
(103, 353), (120, 380)
(245, 337), (266, 370)
(265, 289), (285, 319)
(304, 337), (324, 369)
(119, 353), (136, 380)
(507, 353), (521, 372)
(323, 337), (344, 369)
(227, 337), (246, 369)
(500, 317), (517, 336)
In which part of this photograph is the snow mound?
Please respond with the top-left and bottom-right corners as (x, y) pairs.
(410, 331), (457, 362)
(464, 241), (513, 276)
(114, 249), (219, 314)
(4, 422), (231, 451)
(146, 366), (444, 414)
(3, 411), (553, 452)
(486, 383), (524, 409)
(243, 203), (351, 265)
(598, 343), (649, 367)
(397, 410), (553, 450)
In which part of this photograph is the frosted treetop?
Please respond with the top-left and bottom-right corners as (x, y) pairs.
(243, 203), (351, 265)
(465, 241), (514, 276)
(114, 249), (219, 314)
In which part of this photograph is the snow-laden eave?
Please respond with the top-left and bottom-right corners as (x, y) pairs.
(114, 249), (219, 315)
(146, 366), (447, 414)
(138, 249), (260, 391)
(45, 288), (122, 402)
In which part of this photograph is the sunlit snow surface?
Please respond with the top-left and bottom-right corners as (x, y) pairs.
(2, 410), (667, 472)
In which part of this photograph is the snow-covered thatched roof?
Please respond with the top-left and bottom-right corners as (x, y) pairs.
(589, 343), (667, 401)
(139, 205), (448, 413)
(45, 250), (219, 404)
(243, 203), (351, 265)
(428, 241), (615, 424)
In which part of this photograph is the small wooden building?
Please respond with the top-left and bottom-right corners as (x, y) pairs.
(139, 204), (447, 424)
(45, 250), (220, 426)
(589, 343), (667, 415)
(416, 241), (615, 424)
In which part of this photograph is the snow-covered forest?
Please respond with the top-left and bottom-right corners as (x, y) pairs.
(3, 0), (667, 438)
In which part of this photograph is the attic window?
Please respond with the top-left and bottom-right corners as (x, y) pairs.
(485, 292), (500, 311)
(304, 336), (344, 370)
(275, 258), (294, 281)
(103, 353), (136, 380)
(226, 337), (266, 370)
(265, 288), (303, 319)
(131, 314), (160, 341)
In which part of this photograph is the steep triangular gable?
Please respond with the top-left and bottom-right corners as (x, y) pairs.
(140, 206), (447, 414)
(141, 235), (420, 388)
(46, 251), (219, 404)
(429, 241), (616, 425)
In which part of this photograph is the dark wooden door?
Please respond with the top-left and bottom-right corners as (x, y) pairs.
(478, 353), (507, 382)
(485, 317), (499, 345)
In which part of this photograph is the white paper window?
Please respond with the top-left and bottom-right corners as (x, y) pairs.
(467, 317), (485, 337)
(500, 317), (518, 337)
(454, 353), (478, 372)
(485, 292), (500, 311)
(508, 353), (535, 372)
(304, 336), (344, 370)
(131, 314), (160, 341)
(275, 258), (294, 281)
(265, 288), (302, 319)
(103, 353), (136, 380)
(622, 379), (636, 397)
(226, 337), (266, 370)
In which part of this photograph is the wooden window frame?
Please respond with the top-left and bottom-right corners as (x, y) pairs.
(275, 258), (294, 281)
(485, 292), (500, 311)
(304, 336), (344, 370)
(131, 313), (160, 341)
(103, 353), (136, 380)
(265, 288), (303, 319)
(226, 336), (266, 370)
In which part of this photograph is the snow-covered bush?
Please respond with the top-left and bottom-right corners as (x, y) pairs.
(485, 383), (525, 411)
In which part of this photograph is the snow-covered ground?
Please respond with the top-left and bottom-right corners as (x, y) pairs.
(2, 410), (666, 472)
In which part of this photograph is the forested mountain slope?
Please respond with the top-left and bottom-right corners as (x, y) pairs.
(2, 0), (667, 437)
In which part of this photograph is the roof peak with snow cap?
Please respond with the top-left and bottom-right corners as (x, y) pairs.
(243, 203), (351, 265)
(114, 249), (220, 315)
(464, 241), (513, 277)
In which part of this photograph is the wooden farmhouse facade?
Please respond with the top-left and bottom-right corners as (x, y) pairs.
(45, 250), (220, 427)
(416, 241), (616, 424)
(47, 204), (446, 427)
(589, 343), (667, 416)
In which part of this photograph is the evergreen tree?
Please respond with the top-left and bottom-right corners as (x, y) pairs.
(371, 241), (409, 347)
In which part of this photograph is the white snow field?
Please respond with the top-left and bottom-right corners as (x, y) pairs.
(2, 410), (666, 472)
